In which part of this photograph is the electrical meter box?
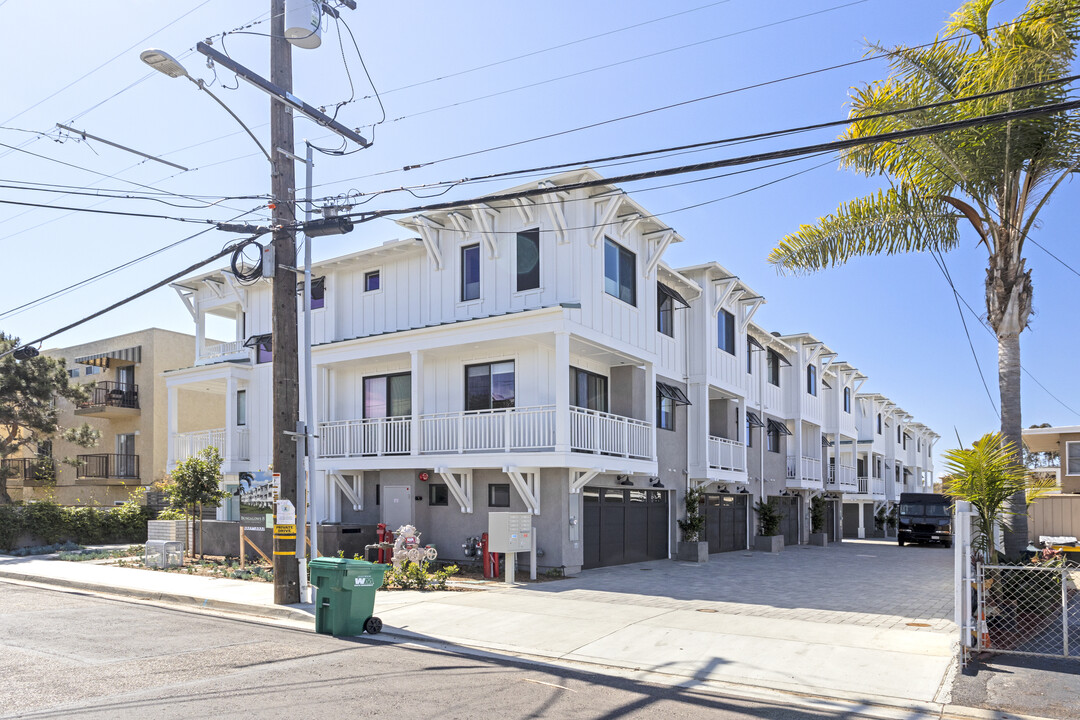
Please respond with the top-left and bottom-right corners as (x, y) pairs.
(487, 512), (532, 553)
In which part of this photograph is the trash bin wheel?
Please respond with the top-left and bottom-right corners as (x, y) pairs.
(364, 616), (383, 635)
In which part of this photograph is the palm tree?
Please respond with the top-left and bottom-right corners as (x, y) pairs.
(942, 432), (1052, 563)
(768, 0), (1079, 559)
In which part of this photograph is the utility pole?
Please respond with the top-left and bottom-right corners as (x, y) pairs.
(270, 0), (300, 605)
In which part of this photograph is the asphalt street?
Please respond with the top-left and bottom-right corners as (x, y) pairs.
(1, 582), (892, 720)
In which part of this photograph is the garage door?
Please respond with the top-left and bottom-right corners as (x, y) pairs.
(825, 498), (840, 541)
(583, 488), (668, 569)
(842, 503), (860, 538)
(704, 493), (748, 553)
(775, 496), (800, 546)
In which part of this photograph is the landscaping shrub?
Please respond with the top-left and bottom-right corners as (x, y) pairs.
(0, 496), (151, 552)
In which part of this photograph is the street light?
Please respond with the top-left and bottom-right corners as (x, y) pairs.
(139, 48), (271, 163)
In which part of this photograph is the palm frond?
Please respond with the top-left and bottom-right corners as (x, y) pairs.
(768, 187), (960, 274)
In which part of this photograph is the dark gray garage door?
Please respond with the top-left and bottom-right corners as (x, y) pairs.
(704, 493), (748, 553)
(843, 503), (860, 538)
(583, 488), (668, 569)
(825, 498), (840, 541)
(775, 496), (800, 546)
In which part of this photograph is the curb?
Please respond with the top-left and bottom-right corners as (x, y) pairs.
(0, 569), (315, 624)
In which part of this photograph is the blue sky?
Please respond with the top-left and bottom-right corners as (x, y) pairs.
(1, 0), (1077, 471)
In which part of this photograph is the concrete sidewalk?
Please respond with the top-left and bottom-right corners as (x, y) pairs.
(0, 551), (961, 712)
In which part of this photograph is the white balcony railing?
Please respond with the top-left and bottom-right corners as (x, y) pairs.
(199, 340), (247, 361)
(319, 416), (411, 457)
(856, 476), (887, 495)
(421, 405), (557, 454)
(786, 455), (822, 482)
(569, 406), (653, 460)
(172, 427), (249, 462)
(708, 436), (747, 472)
(826, 464), (857, 489)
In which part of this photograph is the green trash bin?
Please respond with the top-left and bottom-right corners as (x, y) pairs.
(309, 557), (387, 637)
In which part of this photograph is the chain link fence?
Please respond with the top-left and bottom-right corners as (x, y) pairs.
(976, 562), (1080, 658)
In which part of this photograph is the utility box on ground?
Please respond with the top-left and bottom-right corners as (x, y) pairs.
(487, 512), (532, 553)
(144, 540), (183, 568)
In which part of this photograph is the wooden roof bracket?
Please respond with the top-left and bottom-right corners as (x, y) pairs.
(504, 465), (540, 515)
(590, 194), (624, 247)
(738, 296), (764, 332)
(435, 467), (474, 514)
(570, 468), (601, 493)
(644, 228), (675, 278)
(329, 471), (363, 511)
(471, 204), (500, 259)
(413, 215), (444, 270)
(539, 181), (570, 244)
(712, 277), (739, 316)
(510, 196), (536, 225)
(172, 285), (197, 321)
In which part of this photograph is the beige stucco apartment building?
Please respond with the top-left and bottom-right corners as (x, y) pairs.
(10, 328), (220, 506)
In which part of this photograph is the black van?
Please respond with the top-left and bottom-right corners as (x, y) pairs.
(898, 493), (952, 547)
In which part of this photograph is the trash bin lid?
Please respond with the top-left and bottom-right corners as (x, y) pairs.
(309, 557), (352, 569)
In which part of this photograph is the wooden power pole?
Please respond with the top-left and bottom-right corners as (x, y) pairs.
(269, 0), (300, 605)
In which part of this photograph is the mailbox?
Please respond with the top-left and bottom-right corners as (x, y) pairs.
(487, 512), (532, 553)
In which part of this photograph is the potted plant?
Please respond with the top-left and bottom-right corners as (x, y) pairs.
(809, 495), (828, 546)
(676, 485), (708, 562)
(873, 506), (887, 538)
(754, 498), (784, 553)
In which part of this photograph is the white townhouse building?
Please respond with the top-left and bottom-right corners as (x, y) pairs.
(163, 168), (936, 573)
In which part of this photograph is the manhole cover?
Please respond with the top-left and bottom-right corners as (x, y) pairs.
(697, 608), (719, 613)
(906, 622), (931, 627)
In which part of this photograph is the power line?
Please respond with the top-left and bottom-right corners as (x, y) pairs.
(1028, 237), (1080, 279)
(0, 197), (245, 225)
(0, 180), (267, 209)
(0, 177), (267, 202)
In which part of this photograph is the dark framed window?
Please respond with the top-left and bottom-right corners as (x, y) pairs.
(516, 229), (540, 292)
(363, 373), (411, 418)
(461, 244), (480, 301)
(256, 336), (273, 364)
(843, 387), (851, 413)
(465, 361), (515, 411)
(657, 393), (675, 431)
(603, 237), (636, 306)
(364, 270), (380, 292)
(767, 350), (781, 386)
(746, 338), (754, 373)
(898, 425), (902, 442)
(657, 286), (674, 337)
(903, 433), (908, 450)
(877, 413), (882, 435)
(746, 416), (753, 448)
(236, 389), (247, 426)
(311, 277), (325, 309)
(806, 364), (817, 396)
(767, 424), (781, 453)
(488, 483), (510, 508)
(735, 407), (740, 442)
(717, 309), (735, 355)
(429, 484), (448, 506)
(570, 367), (608, 412)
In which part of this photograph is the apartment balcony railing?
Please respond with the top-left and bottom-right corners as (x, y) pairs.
(171, 428), (250, 463)
(786, 455), (822, 483)
(199, 340), (247, 362)
(826, 464), (858, 490)
(317, 405), (653, 461)
(855, 476), (887, 495)
(77, 453), (140, 480)
(75, 381), (139, 415)
(1, 457), (55, 483)
(708, 436), (747, 472)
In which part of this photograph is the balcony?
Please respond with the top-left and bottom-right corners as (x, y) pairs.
(75, 381), (139, 418)
(853, 476), (886, 497)
(1, 457), (55, 485)
(171, 428), (250, 464)
(317, 405), (653, 462)
(786, 455), (823, 488)
(77, 453), (140, 480)
(708, 436), (747, 472)
(196, 340), (249, 366)
(825, 464), (858, 491)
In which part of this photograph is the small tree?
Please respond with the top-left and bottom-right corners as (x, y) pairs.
(165, 447), (228, 558)
(943, 432), (1052, 563)
(0, 333), (99, 503)
(755, 498), (783, 537)
(810, 495), (826, 535)
(677, 485), (706, 543)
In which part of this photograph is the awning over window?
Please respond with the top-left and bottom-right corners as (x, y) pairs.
(767, 419), (792, 436)
(244, 333), (272, 348)
(746, 411), (765, 428)
(773, 350), (792, 367)
(821, 378), (832, 390)
(747, 335), (765, 352)
(821, 435), (834, 447)
(658, 283), (691, 309)
(74, 345), (141, 368)
(657, 382), (691, 406)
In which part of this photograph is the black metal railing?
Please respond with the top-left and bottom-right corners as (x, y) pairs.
(79, 381), (139, 410)
(76, 453), (140, 480)
(0, 457), (55, 482)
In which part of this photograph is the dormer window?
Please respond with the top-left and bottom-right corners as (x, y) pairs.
(461, 244), (480, 301)
(603, 237), (636, 306)
(516, 229), (540, 292)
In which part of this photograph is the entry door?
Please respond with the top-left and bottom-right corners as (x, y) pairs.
(115, 434), (136, 478)
(776, 496), (800, 545)
(825, 499), (839, 541)
(705, 493), (748, 553)
(382, 485), (413, 532)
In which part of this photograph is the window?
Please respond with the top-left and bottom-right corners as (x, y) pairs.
(657, 286), (674, 337)
(903, 433), (908, 450)
(767, 424), (781, 453)
(488, 483), (510, 508)
(877, 413), (882, 435)
(843, 387), (851, 413)
(236, 389), (247, 426)
(570, 367), (608, 412)
(767, 350), (781, 386)
(603, 237), (636, 305)
(246, 334), (273, 364)
(657, 393), (675, 431)
(84, 365), (102, 376)
(311, 276), (325, 309)
(429, 484), (448, 506)
(806, 364), (817, 396)
(746, 415), (753, 448)
(917, 438), (921, 452)
(465, 362), (515, 410)
(717, 309), (735, 355)
(364, 270), (380, 292)
(735, 407), (740, 442)
(461, 244), (480, 301)
(1066, 442), (1080, 475)
(516, 229), (540, 291)
(67, 368), (80, 378)
(898, 425), (902, 442)
(364, 373), (411, 418)
(746, 338), (754, 373)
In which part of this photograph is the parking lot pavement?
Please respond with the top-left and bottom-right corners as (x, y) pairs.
(522, 539), (955, 634)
